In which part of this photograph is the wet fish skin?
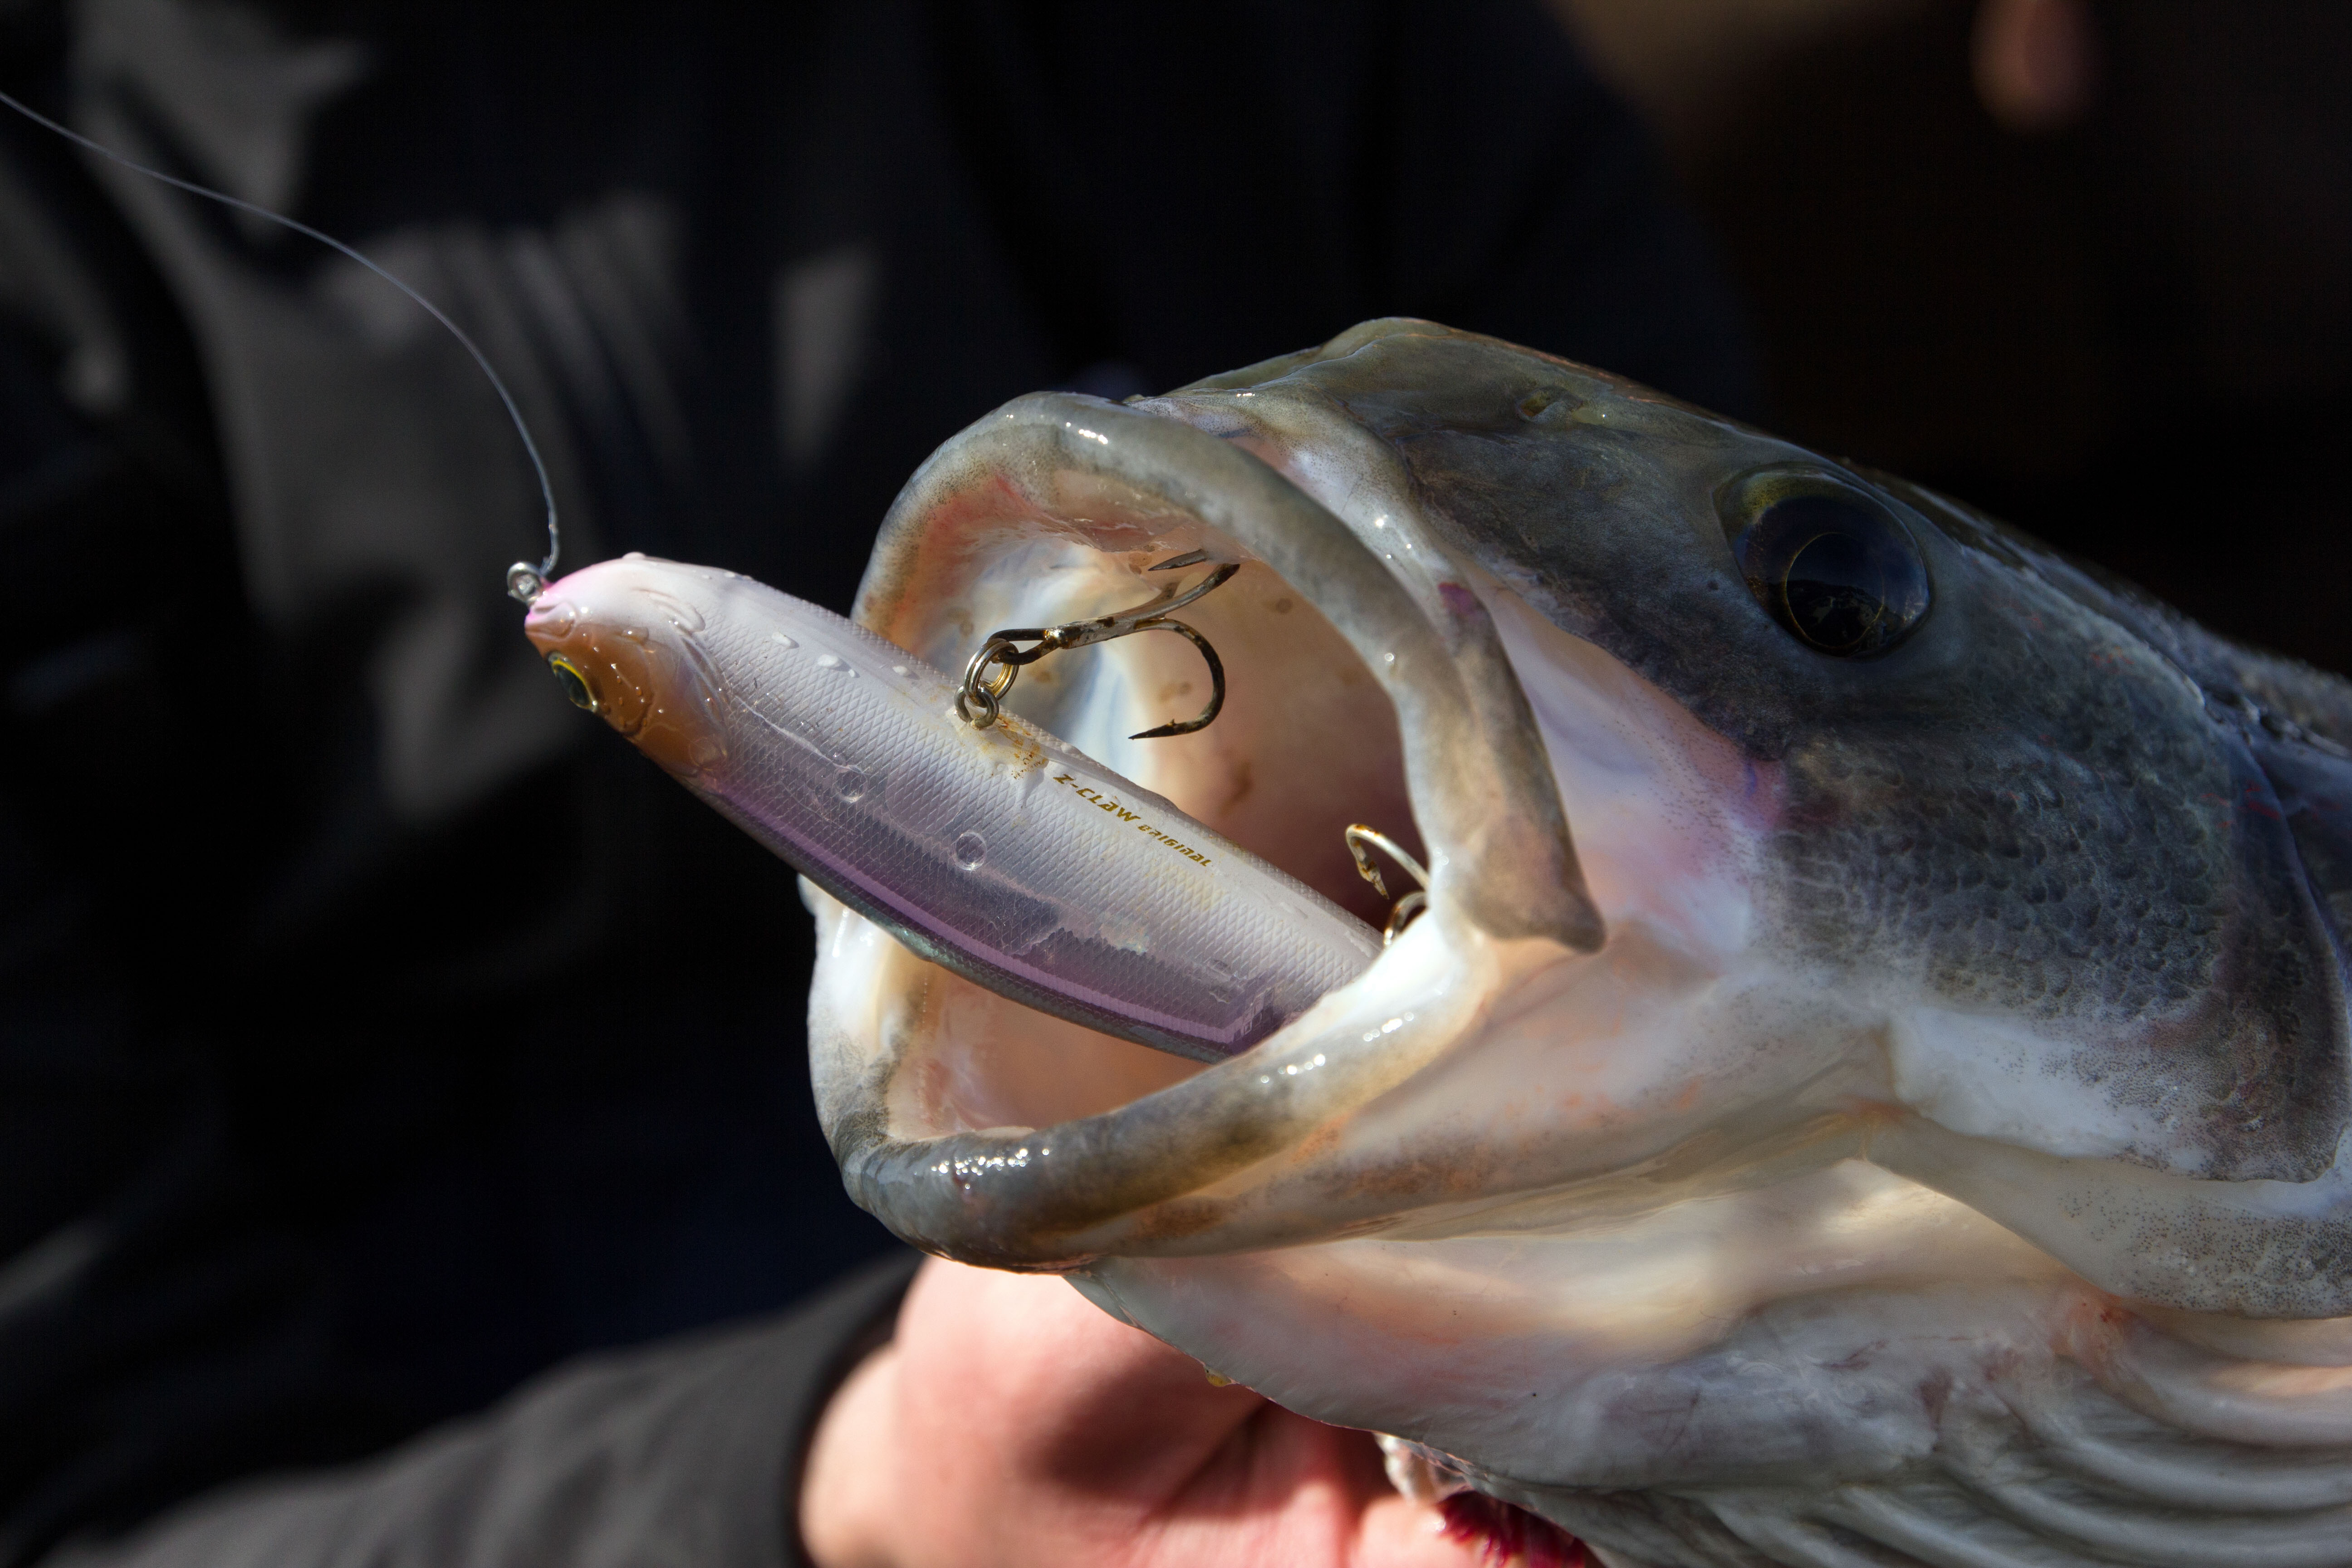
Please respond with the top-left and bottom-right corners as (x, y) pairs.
(783, 320), (2352, 1567)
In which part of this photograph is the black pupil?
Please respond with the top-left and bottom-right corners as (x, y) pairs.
(1737, 494), (1927, 657)
(549, 656), (597, 710)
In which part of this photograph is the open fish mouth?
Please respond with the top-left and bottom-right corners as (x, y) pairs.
(818, 333), (1614, 1272)
(810, 321), (2352, 1565)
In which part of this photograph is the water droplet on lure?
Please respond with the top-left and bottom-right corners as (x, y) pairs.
(834, 765), (869, 803)
(815, 653), (856, 676)
(953, 831), (986, 870)
(771, 632), (797, 648)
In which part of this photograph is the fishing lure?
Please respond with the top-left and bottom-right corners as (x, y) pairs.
(523, 554), (1381, 1061)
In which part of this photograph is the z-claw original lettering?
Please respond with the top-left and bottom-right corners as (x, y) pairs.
(1054, 773), (1213, 866)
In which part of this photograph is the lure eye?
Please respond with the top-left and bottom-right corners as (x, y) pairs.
(547, 653), (598, 711)
(1720, 473), (1931, 657)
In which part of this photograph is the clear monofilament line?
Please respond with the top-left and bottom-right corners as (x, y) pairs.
(0, 87), (561, 603)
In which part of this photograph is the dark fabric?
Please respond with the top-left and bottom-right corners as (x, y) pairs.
(0, 0), (1751, 1560)
(39, 1252), (917, 1568)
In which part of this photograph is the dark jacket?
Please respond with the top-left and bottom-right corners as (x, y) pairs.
(0, 2), (1749, 1561)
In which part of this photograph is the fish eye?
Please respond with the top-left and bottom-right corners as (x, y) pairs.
(547, 653), (598, 711)
(1719, 471), (1931, 657)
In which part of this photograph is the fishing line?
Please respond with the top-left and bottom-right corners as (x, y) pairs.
(0, 87), (562, 603)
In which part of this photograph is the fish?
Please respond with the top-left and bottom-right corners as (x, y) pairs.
(519, 558), (1379, 1063)
(555, 318), (2352, 1567)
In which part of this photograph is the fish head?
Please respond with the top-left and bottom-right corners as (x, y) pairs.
(813, 320), (2352, 1563)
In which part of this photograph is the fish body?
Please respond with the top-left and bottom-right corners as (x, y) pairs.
(521, 558), (1377, 1063)
(538, 319), (2352, 1566)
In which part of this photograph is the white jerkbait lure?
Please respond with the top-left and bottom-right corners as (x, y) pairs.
(523, 555), (1381, 1063)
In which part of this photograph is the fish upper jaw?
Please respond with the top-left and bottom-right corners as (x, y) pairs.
(855, 391), (1602, 956)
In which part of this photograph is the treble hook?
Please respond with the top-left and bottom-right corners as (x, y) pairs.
(957, 549), (1240, 739)
(1345, 823), (1430, 946)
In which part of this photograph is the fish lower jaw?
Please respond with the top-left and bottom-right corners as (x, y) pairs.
(809, 880), (1568, 1263)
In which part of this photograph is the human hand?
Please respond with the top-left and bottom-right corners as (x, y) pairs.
(798, 1258), (1520, 1568)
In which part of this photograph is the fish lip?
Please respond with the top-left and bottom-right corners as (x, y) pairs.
(819, 391), (1600, 1267)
